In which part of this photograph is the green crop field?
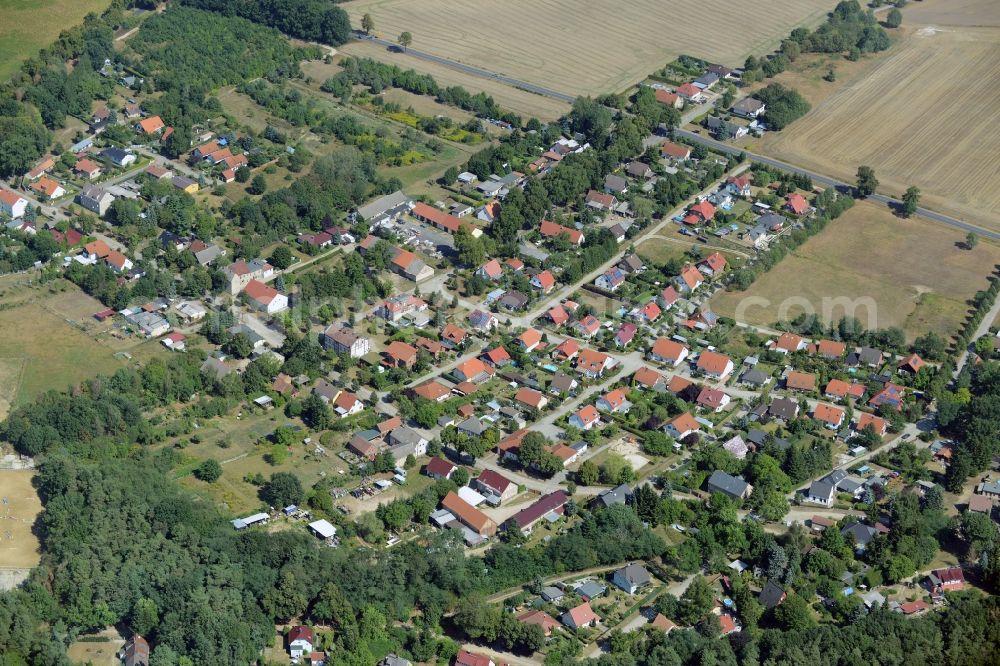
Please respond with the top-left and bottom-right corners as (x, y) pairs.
(0, 0), (112, 79)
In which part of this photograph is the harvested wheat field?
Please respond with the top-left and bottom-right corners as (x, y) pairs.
(761, 26), (1000, 231)
(344, 0), (837, 97)
(711, 202), (1000, 340)
(0, 471), (42, 570)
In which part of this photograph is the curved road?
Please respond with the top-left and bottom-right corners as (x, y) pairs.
(363, 35), (577, 103)
(674, 129), (1000, 241)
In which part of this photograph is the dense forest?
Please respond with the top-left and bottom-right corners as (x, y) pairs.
(180, 0), (352, 46)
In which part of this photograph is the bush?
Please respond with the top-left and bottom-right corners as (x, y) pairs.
(194, 458), (222, 482)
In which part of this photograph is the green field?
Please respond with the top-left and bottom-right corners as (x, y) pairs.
(0, 0), (112, 78)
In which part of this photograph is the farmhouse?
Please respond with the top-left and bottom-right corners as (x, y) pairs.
(441, 491), (497, 537)
(655, 88), (683, 108)
(539, 219), (584, 245)
(411, 202), (481, 236)
(506, 490), (568, 534)
(243, 280), (287, 314)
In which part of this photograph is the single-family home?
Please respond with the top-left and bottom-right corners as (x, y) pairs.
(664, 412), (700, 440)
(785, 193), (811, 215)
(0, 190), (29, 219)
(813, 403), (845, 429)
(615, 323), (637, 347)
(383, 341), (418, 369)
(675, 265), (704, 293)
(612, 563), (652, 595)
(137, 116), (165, 134)
(454, 358), (493, 384)
(785, 371), (816, 392)
(517, 610), (561, 637)
(288, 626), (314, 660)
(675, 83), (705, 102)
(633, 366), (667, 392)
(726, 174), (752, 197)
(474, 469), (518, 503)
(856, 412), (888, 436)
(29, 176), (65, 200)
(553, 338), (580, 362)
(562, 603), (599, 630)
(595, 267), (627, 292)
(732, 97), (766, 119)
(505, 490), (569, 534)
(683, 200), (716, 226)
(707, 470), (753, 500)
(655, 88), (683, 108)
(574, 315), (602, 338)
(514, 387), (548, 411)
(549, 372), (579, 396)
(477, 258), (503, 281)
(576, 349), (613, 378)
(425, 456), (456, 480)
(570, 404), (601, 430)
(596, 388), (630, 414)
(660, 141), (692, 161)
(332, 390), (364, 418)
(698, 252), (727, 276)
(897, 353), (926, 375)
(722, 435), (749, 459)
(468, 309), (498, 332)
(585, 190), (617, 212)
(531, 270), (556, 293)
(697, 351), (734, 380)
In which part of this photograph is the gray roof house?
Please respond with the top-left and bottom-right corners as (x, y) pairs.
(456, 417), (487, 437)
(541, 586), (564, 602)
(611, 564), (652, 595)
(593, 483), (632, 509)
(706, 470), (752, 500)
(387, 426), (429, 461)
(76, 185), (115, 216)
(732, 97), (766, 118)
(576, 581), (607, 601)
(604, 174), (628, 195)
(841, 522), (879, 552)
(758, 580), (786, 608)
(768, 397), (799, 421)
(740, 369), (770, 387)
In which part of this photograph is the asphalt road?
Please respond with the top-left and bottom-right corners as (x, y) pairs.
(363, 36), (577, 103)
(674, 129), (1000, 241)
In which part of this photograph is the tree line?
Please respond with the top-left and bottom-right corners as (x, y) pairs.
(323, 56), (522, 126)
(179, 0), (352, 46)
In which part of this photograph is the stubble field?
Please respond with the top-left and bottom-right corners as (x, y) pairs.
(711, 201), (1000, 340)
(343, 0), (838, 97)
(0, 471), (42, 570)
(760, 25), (1000, 231)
